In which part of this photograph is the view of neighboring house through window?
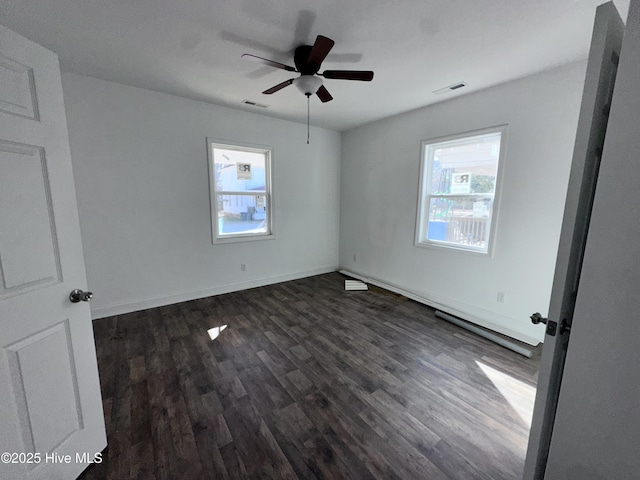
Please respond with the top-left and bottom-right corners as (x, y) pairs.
(208, 140), (272, 242)
(415, 126), (505, 254)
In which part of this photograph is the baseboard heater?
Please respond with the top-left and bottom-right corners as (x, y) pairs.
(435, 310), (533, 358)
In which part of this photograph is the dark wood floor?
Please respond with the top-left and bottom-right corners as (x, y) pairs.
(80, 272), (540, 480)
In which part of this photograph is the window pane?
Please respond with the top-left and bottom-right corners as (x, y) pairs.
(429, 133), (501, 195)
(217, 194), (269, 236)
(417, 128), (504, 253)
(213, 147), (266, 192)
(426, 196), (492, 248)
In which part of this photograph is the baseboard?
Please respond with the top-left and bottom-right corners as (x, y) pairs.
(91, 266), (337, 320)
(339, 268), (542, 346)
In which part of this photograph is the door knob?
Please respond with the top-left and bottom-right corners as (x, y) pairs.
(69, 289), (93, 303)
(531, 312), (564, 337)
(530, 312), (548, 325)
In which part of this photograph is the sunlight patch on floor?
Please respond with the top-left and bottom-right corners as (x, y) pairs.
(476, 360), (536, 427)
(208, 324), (228, 341)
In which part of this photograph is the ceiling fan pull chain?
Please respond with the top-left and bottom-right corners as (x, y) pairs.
(307, 94), (310, 144)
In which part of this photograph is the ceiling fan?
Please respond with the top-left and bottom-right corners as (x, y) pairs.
(242, 35), (374, 103)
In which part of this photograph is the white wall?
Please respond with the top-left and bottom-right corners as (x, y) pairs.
(62, 73), (341, 318)
(340, 62), (587, 345)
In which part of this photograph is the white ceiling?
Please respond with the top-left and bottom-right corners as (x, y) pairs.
(0, 0), (629, 131)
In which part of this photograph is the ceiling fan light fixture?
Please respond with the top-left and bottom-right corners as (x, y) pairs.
(293, 75), (323, 96)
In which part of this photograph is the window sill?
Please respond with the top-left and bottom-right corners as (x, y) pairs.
(212, 233), (276, 245)
(414, 240), (490, 256)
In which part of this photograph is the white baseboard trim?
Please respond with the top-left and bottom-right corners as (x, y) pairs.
(91, 266), (337, 320)
(339, 268), (542, 346)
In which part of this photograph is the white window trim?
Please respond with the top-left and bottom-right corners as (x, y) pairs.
(207, 138), (275, 244)
(414, 125), (507, 256)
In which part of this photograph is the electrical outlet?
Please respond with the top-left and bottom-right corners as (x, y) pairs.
(353, 254), (357, 262)
(241, 264), (246, 272)
(497, 291), (505, 303)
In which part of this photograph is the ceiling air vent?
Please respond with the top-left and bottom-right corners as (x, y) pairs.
(241, 99), (268, 108)
(433, 82), (467, 95)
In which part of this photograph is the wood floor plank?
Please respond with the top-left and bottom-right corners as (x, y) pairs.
(192, 427), (229, 480)
(80, 272), (540, 479)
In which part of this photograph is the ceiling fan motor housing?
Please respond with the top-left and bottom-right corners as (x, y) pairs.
(294, 45), (320, 74)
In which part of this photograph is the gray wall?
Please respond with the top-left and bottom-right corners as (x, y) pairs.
(340, 62), (587, 345)
(62, 73), (341, 318)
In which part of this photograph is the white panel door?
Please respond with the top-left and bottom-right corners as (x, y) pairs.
(544, 0), (640, 477)
(0, 25), (106, 480)
(523, 2), (623, 479)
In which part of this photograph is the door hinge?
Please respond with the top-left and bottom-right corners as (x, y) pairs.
(559, 318), (571, 335)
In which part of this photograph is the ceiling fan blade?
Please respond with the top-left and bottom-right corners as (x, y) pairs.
(316, 85), (333, 103)
(307, 35), (335, 67)
(242, 54), (296, 72)
(262, 79), (294, 94)
(321, 70), (374, 81)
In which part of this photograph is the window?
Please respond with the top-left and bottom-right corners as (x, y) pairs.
(415, 126), (506, 254)
(207, 139), (273, 242)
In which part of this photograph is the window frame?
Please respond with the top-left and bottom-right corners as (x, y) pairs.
(414, 125), (507, 255)
(207, 138), (274, 244)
